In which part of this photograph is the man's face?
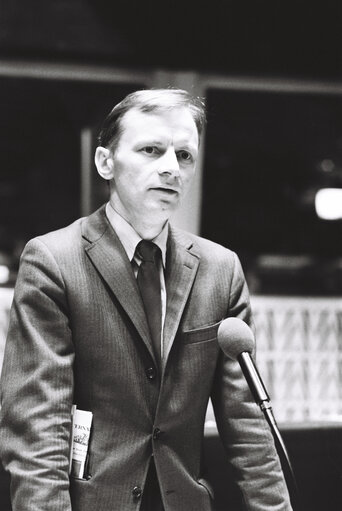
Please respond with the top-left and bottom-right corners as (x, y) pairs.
(109, 106), (199, 230)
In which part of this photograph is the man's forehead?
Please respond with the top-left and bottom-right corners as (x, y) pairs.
(121, 106), (197, 132)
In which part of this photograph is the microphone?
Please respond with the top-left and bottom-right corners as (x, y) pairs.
(217, 317), (276, 426)
(218, 317), (299, 508)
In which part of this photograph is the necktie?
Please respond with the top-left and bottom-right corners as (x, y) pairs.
(136, 240), (162, 367)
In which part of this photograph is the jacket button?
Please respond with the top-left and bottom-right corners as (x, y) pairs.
(132, 486), (142, 499)
(153, 427), (162, 440)
(146, 367), (156, 380)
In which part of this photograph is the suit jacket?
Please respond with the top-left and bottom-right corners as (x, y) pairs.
(0, 205), (291, 510)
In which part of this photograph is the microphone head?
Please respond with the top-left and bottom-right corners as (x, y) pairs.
(217, 317), (255, 360)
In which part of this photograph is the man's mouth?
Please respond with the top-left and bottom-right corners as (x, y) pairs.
(151, 187), (179, 195)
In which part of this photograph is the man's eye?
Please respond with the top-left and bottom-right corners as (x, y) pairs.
(142, 146), (157, 154)
(177, 150), (192, 161)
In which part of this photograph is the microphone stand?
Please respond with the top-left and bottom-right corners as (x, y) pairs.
(238, 353), (301, 510)
(261, 402), (300, 510)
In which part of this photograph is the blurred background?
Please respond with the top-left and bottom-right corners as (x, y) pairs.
(0, 1), (341, 508)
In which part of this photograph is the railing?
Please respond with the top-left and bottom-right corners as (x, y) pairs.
(252, 296), (342, 422)
(1, 290), (342, 423)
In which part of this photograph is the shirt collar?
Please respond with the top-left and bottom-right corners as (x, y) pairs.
(105, 202), (168, 267)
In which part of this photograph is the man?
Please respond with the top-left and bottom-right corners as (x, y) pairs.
(0, 89), (292, 510)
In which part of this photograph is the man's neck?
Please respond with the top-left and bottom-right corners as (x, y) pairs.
(108, 200), (167, 240)
(134, 223), (166, 240)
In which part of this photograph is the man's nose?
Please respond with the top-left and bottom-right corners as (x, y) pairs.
(157, 148), (180, 177)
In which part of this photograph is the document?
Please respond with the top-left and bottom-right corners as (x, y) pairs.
(69, 406), (93, 479)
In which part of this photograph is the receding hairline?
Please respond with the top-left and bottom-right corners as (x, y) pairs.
(97, 88), (206, 150)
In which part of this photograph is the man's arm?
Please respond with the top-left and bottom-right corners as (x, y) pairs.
(211, 252), (293, 510)
(0, 238), (74, 511)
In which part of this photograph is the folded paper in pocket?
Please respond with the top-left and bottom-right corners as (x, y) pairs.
(69, 406), (93, 479)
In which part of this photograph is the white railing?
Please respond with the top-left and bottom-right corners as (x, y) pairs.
(252, 296), (342, 423)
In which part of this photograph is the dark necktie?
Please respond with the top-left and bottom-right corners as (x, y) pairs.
(136, 240), (162, 367)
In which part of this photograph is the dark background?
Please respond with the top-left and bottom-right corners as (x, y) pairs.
(202, 89), (342, 295)
(0, 0), (340, 80)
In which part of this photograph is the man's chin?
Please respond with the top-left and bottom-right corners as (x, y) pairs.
(159, 200), (180, 215)
(143, 201), (177, 222)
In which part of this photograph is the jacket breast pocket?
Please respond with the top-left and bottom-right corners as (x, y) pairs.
(181, 321), (221, 345)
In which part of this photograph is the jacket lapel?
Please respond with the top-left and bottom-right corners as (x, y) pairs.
(163, 226), (200, 364)
(81, 206), (155, 361)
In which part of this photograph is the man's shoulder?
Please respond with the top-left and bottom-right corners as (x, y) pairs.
(27, 205), (107, 254)
(33, 216), (85, 252)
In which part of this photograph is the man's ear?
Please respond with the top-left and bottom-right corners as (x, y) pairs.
(94, 146), (114, 181)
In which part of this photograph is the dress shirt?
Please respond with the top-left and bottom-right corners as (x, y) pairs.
(105, 202), (168, 359)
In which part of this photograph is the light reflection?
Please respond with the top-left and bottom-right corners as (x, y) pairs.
(315, 188), (342, 220)
(0, 265), (10, 285)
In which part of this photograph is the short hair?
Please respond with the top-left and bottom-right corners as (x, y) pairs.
(97, 88), (206, 151)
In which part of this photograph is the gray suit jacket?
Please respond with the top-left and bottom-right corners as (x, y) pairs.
(0, 205), (291, 510)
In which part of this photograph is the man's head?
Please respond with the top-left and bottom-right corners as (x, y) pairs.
(95, 88), (206, 238)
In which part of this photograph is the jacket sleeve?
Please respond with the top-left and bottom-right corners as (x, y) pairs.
(211, 252), (293, 510)
(0, 238), (74, 511)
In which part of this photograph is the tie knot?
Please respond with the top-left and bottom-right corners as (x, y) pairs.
(137, 240), (160, 263)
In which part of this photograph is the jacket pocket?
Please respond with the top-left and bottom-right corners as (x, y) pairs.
(182, 321), (221, 345)
(70, 452), (92, 481)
